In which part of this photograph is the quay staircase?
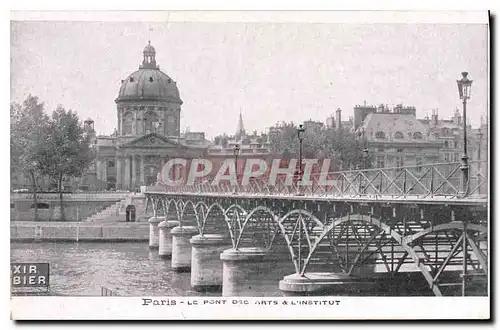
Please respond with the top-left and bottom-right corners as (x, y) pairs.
(84, 200), (127, 223)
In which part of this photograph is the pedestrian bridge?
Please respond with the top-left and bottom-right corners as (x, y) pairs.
(144, 161), (488, 296)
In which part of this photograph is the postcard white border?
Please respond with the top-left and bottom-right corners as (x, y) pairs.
(10, 10), (489, 24)
(11, 297), (490, 320)
(6, 5), (493, 324)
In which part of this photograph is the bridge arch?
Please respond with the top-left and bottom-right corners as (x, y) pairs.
(199, 202), (228, 238)
(235, 206), (287, 251)
(278, 209), (326, 274)
(301, 213), (487, 296)
(164, 198), (181, 221)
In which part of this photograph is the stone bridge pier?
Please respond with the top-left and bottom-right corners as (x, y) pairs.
(158, 218), (179, 259)
(191, 233), (231, 291)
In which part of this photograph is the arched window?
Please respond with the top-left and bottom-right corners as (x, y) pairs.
(375, 131), (386, 139)
(394, 131), (404, 139)
(30, 203), (49, 209)
(413, 132), (423, 140)
(144, 112), (159, 134)
(122, 112), (133, 135)
(167, 115), (175, 136)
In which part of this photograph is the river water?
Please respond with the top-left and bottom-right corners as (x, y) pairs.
(11, 242), (487, 297)
(11, 242), (299, 297)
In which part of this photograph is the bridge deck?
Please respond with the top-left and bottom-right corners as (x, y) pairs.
(147, 191), (487, 206)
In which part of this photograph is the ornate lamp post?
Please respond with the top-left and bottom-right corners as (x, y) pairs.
(233, 144), (240, 194)
(457, 72), (473, 196)
(296, 124), (305, 195)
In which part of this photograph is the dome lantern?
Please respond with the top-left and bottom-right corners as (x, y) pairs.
(141, 40), (158, 69)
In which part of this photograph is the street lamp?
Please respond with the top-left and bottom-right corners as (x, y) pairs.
(233, 144), (240, 194)
(457, 71), (473, 196)
(296, 124), (306, 195)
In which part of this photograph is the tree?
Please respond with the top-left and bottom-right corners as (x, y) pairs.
(269, 123), (370, 171)
(213, 133), (230, 148)
(10, 95), (50, 221)
(39, 106), (94, 221)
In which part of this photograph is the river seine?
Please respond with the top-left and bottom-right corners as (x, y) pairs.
(12, 242), (463, 296)
(11, 242), (298, 297)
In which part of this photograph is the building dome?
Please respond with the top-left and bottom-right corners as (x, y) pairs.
(115, 41), (182, 104)
(117, 69), (182, 103)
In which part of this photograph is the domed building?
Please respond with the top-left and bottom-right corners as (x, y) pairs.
(90, 41), (210, 191)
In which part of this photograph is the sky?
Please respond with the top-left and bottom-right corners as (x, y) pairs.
(10, 20), (488, 139)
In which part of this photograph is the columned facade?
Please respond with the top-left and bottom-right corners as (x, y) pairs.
(90, 41), (208, 191)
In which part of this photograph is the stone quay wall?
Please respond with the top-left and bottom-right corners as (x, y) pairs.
(10, 200), (121, 222)
(10, 222), (149, 242)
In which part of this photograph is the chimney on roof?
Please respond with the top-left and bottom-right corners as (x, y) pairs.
(453, 107), (462, 126)
(335, 108), (342, 130)
(432, 109), (439, 126)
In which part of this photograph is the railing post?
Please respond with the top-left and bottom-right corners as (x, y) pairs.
(403, 170), (407, 196)
(379, 171), (383, 195)
(430, 166), (435, 196)
(462, 220), (468, 296)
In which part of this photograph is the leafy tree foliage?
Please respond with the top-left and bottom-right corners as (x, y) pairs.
(38, 106), (94, 220)
(213, 133), (230, 148)
(269, 122), (370, 171)
(10, 95), (50, 220)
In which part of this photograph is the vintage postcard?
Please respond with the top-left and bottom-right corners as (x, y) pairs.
(9, 10), (490, 320)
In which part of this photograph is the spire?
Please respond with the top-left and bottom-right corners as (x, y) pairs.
(235, 110), (246, 141)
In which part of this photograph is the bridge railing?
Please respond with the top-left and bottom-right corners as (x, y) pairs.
(10, 191), (131, 201)
(152, 161), (487, 199)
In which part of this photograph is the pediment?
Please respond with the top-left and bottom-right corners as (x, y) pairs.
(122, 133), (183, 148)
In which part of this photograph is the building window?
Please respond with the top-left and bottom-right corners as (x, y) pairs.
(145, 112), (159, 134)
(454, 141), (458, 149)
(375, 131), (386, 139)
(377, 148), (384, 153)
(396, 149), (403, 153)
(122, 112), (133, 135)
(30, 203), (49, 209)
(444, 141), (449, 148)
(416, 157), (423, 172)
(444, 153), (450, 161)
(167, 116), (175, 136)
(107, 160), (115, 168)
(376, 156), (385, 168)
(394, 131), (404, 139)
(454, 153), (459, 162)
(413, 132), (423, 140)
(396, 156), (404, 168)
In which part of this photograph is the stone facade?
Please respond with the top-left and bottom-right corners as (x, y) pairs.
(89, 41), (211, 191)
(352, 103), (488, 169)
